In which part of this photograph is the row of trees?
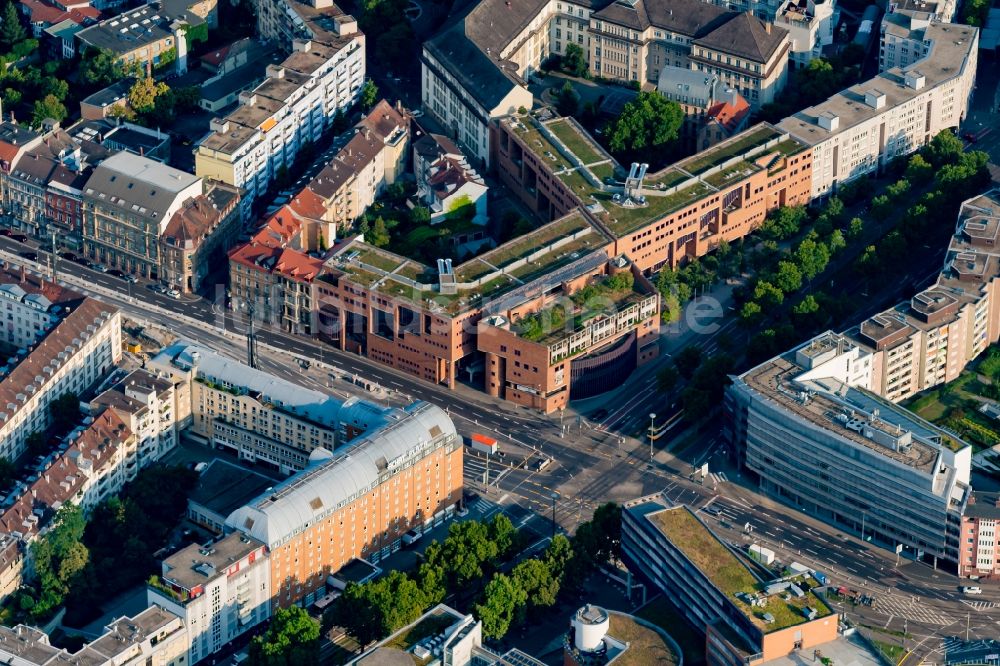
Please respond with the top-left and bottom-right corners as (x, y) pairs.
(327, 503), (622, 648)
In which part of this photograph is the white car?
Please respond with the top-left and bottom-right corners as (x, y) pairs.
(962, 586), (983, 595)
(166, 288), (181, 299)
(402, 529), (422, 546)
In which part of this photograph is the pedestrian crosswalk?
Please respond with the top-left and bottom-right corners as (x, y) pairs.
(470, 498), (492, 514)
(875, 593), (954, 625)
(961, 600), (998, 611)
(941, 636), (968, 655)
(710, 472), (729, 484)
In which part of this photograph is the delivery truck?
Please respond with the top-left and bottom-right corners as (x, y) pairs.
(467, 433), (499, 455)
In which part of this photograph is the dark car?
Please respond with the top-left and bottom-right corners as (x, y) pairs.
(10, 233), (27, 242)
(59, 251), (77, 261)
(0, 229), (11, 237)
(19, 251), (37, 261)
(108, 269), (126, 278)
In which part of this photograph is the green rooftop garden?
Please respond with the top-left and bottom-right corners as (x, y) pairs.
(704, 160), (761, 188)
(606, 612), (681, 666)
(591, 162), (617, 182)
(649, 508), (831, 634)
(354, 247), (406, 273)
(516, 271), (646, 345)
(547, 118), (608, 165)
(595, 180), (717, 237)
(476, 213), (593, 269)
(679, 126), (783, 175)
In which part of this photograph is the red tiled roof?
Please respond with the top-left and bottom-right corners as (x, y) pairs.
(706, 94), (751, 131)
(0, 408), (131, 537)
(229, 243), (323, 283)
(20, 0), (97, 26)
(0, 142), (20, 166)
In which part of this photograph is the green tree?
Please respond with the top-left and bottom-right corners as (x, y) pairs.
(847, 217), (864, 239)
(556, 81), (579, 117)
(657, 365), (679, 392)
(544, 534), (573, 576)
(762, 205), (807, 240)
(793, 294), (820, 316)
(79, 47), (128, 88)
(128, 77), (170, 115)
(42, 76), (68, 102)
(487, 513), (517, 559)
(249, 606), (320, 666)
(674, 345), (703, 379)
(754, 280), (784, 307)
(32, 94), (67, 125)
(0, 1), (25, 53)
(441, 520), (499, 586)
(0, 456), (13, 489)
(511, 558), (558, 621)
(606, 91), (684, 162)
(923, 129), (964, 167)
(774, 261), (802, 293)
(870, 194), (892, 221)
(905, 153), (933, 185)
(885, 178), (911, 201)
(368, 217), (390, 247)
(794, 237), (830, 281)
(360, 79), (378, 110)
(410, 206), (431, 225)
(827, 229), (846, 253)
(739, 300), (762, 325)
(562, 43), (587, 77)
(475, 574), (526, 640)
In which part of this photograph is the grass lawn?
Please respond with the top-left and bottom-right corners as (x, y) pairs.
(871, 638), (906, 665)
(608, 611), (680, 666)
(903, 368), (1000, 451)
(548, 118), (607, 165)
(635, 596), (707, 666)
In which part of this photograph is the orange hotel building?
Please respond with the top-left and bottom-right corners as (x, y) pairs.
(224, 401), (463, 608)
(308, 114), (810, 409)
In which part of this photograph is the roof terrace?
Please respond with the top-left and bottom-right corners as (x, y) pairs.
(649, 507), (833, 633)
(503, 114), (805, 239)
(328, 210), (612, 315)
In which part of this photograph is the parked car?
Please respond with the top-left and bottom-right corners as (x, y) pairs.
(123, 274), (138, 284)
(150, 283), (166, 294)
(89, 263), (107, 272)
(108, 269), (126, 278)
(10, 233), (27, 242)
(402, 529), (422, 546)
(0, 229), (10, 237)
(962, 586), (983, 595)
(166, 288), (181, 299)
(19, 251), (37, 261)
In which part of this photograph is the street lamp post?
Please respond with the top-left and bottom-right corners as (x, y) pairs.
(861, 512), (866, 542)
(649, 413), (657, 461)
(550, 492), (559, 539)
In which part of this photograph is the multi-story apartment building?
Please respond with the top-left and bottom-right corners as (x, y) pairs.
(194, 2), (365, 216)
(777, 22), (977, 198)
(775, 0), (837, 68)
(478, 252), (660, 412)
(147, 342), (405, 474)
(420, 0), (558, 167)
(76, 2), (196, 75)
(5, 128), (88, 238)
(725, 331), (973, 567)
(959, 492), (1000, 579)
(0, 271), (121, 462)
(0, 407), (136, 601)
(493, 114), (812, 272)
(91, 369), (178, 465)
(622, 496), (839, 666)
(158, 179), (242, 293)
(224, 398), (463, 605)
(82, 152), (242, 287)
(589, 0), (790, 107)
(0, 605), (188, 665)
(843, 190), (1000, 403)
(0, 123), (43, 226)
(148, 532), (270, 664)
(878, 12), (932, 72)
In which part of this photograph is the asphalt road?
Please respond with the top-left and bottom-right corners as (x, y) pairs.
(1, 233), (995, 663)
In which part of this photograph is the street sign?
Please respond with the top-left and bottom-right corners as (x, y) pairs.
(699, 463), (709, 478)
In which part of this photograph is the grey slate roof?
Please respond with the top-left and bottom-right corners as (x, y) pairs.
(225, 401), (458, 547)
(592, 0), (733, 36)
(693, 12), (789, 63)
(83, 151), (199, 220)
